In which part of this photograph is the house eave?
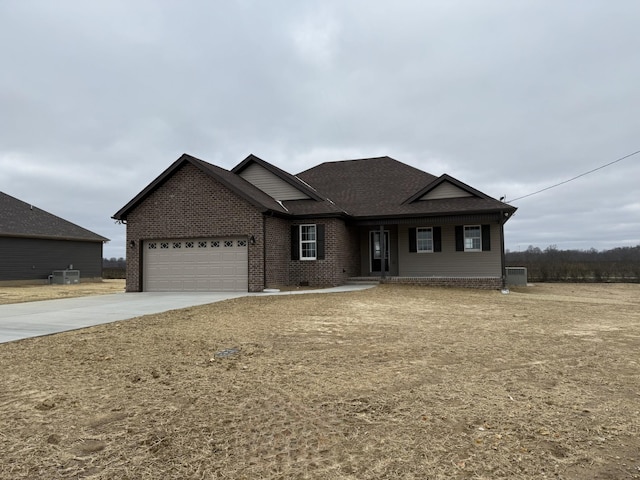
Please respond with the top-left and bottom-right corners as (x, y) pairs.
(351, 208), (516, 226)
(1, 233), (109, 243)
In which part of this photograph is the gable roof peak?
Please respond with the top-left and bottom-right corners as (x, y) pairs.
(403, 173), (495, 204)
(113, 153), (290, 220)
(231, 154), (324, 201)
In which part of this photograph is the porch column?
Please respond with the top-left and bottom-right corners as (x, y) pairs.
(379, 224), (386, 280)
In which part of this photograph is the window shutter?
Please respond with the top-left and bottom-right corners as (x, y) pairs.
(455, 225), (464, 251)
(482, 224), (491, 251)
(433, 227), (442, 252)
(291, 225), (299, 260)
(408, 227), (417, 253)
(316, 224), (325, 260)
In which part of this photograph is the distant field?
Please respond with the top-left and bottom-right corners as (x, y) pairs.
(1, 283), (639, 479)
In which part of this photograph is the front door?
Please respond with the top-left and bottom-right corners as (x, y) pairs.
(370, 231), (389, 273)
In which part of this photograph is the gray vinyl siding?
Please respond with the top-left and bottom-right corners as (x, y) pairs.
(238, 163), (311, 201)
(420, 182), (473, 200)
(397, 224), (502, 277)
(0, 237), (103, 281)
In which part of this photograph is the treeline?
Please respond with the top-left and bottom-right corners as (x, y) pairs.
(103, 257), (126, 279)
(506, 245), (640, 282)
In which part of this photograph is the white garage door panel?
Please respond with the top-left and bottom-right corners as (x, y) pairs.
(143, 238), (248, 292)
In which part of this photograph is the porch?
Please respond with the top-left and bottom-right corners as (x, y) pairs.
(346, 276), (502, 289)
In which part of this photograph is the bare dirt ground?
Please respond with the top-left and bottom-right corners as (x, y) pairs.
(0, 280), (125, 305)
(1, 283), (639, 479)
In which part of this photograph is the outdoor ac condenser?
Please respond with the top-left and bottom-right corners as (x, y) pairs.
(505, 267), (527, 286)
(51, 270), (80, 285)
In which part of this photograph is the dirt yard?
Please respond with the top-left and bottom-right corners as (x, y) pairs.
(0, 280), (125, 305)
(1, 283), (639, 479)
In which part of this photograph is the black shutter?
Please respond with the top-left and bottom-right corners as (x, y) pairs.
(455, 225), (464, 251)
(482, 224), (491, 251)
(316, 224), (325, 260)
(408, 227), (417, 252)
(433, 227), (442, 252)
(291, 225), (299, 260)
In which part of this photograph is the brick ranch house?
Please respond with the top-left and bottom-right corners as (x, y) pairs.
(112, 153), (517, 292)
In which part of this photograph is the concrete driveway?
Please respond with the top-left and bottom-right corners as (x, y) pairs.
(0, 285), (373, 344)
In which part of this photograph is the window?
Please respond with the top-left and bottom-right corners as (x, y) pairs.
(173, 242), (182, 249)
(300, 224), (316, 260)
(416, 228), (433, 253)
(212, 241), (220, 248)
(464, 226), (481, 251)
(224, 240), (234, 247)
(455, 225), (491, 252)
(185, 241), (194, 248)
(148, 242), (157, 249)
(198, 241), (207, 248)
(160, 242), (169, 249)
(291, 224), (325, 260)
(409, 227), (441, 253)
(237, 240), (247, 247)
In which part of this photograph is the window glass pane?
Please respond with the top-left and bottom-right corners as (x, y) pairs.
(464, 226), (481, 251)
(301, 243), (316, 258)
(417, 228), (433, 252)
(300, 225), (317, 259)
(301, 225), (316, 241)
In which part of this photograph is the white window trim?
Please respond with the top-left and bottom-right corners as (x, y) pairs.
(464, 225), (482, 252)
(300, 224), (317, 260)
(416, 227), (434, 253)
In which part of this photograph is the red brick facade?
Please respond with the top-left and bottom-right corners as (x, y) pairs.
(264, 216), (290, 287)
(125, 163), (265, 292)
(288, 218), (360, 287)
(123, 161), (502, 292)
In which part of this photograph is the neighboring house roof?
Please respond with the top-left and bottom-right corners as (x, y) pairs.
(113, 153), (517, 221)
(0, 191), (108, 242)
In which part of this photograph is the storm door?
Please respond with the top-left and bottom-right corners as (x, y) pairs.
(370, 230), (390, 273)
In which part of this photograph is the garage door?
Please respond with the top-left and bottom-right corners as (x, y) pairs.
(143, 238), (248, 292)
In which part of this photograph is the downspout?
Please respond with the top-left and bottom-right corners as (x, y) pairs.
(262, 214), (267, 291)
(500, 211), (506, 289)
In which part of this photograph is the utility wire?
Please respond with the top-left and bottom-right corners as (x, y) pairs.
(509, 149), (640, 203)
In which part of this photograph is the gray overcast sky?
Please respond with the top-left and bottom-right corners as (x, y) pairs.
(1, 0), (639, 259)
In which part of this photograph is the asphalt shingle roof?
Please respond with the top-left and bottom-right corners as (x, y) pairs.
(0, 191), (108, 242)
(114, 154), (516, 221)
(296, 156), (514, 218)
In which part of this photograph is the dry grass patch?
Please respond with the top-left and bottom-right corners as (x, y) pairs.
(1, 283), (639, 479)
(0, 280), (125, 305)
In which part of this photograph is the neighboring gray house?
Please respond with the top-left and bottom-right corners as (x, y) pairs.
(113, 153), (517, 292)
(0, 192), (108, 284)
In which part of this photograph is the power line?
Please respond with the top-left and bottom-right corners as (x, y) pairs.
(509, 149), (640, 203)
